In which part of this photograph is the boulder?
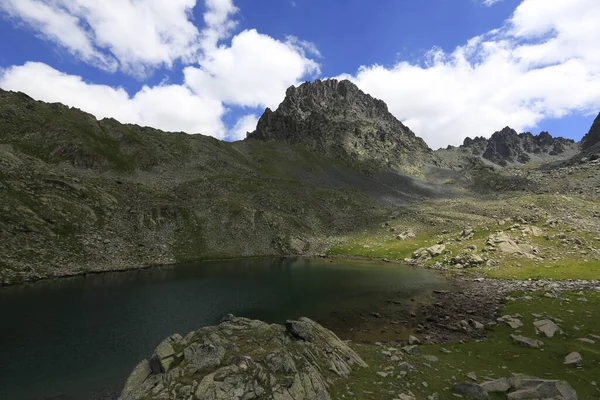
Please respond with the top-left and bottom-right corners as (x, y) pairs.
(498, 315), (524, 329)
(426, 244), (446, 257)
(120, 315), (367, 400)
(481, 377), (511, 393)
(452, 382), (489, 399)
(511, 334), (543, 349)
(397, 230), (416, 241)
(507, 379), (577, 400)
(534, 319), (560, 338)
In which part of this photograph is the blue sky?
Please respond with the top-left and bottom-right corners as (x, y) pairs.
(0, 0), (598, 148)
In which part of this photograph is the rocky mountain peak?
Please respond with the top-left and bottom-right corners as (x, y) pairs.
(247, 79), (435, 174)
(437, 127), (579, 169)
(581, 112), (600, 151)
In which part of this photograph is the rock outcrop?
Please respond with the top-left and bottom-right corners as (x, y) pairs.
(120, 315), (367, 400)
(581, 112), (600, 151)
(437, 127), (578, 168)
(248, 79), (437, 174)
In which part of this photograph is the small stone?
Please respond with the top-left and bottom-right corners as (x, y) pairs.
(422, 355), (439, 363)
(376, 371), (389, 378)
(577, 338), (595, 344)
(408, 335), (421, 345)
(467, 372), (478, 381)
(440, 347), (452, 354)
(402, 345), (421, 355)
(564, 352), (582, 366)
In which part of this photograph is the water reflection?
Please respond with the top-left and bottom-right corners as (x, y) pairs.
(0, 257), (445, 400)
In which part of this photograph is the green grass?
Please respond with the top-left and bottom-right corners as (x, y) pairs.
(329, 233), (437, 261)
(486, 259), (600, 280)
(332, 290), (600, 399)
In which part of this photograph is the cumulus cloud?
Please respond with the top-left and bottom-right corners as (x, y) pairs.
(0, 0), (320, 140)
(184, 29), (320, 109)
(339, 0), (600, 148)
(230, 114), (259, 141)
(0, 0), (201, 76)
(0, 62), (227, 138)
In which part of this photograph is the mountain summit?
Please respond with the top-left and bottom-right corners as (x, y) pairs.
(247, 79), (436, 174)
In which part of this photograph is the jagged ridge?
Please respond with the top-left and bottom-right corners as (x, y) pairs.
(248, 79), (437, 174)
(438, 127), (579, 168)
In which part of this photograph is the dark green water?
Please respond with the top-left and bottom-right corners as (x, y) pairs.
(0, 258), (445, 400)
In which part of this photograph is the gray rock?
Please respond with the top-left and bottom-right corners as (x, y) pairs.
(184, 342), (225, 373)
(154, 337), (176, 360)
(498, 315), (524, 329)
(467, 372), (478, 381)
(564, 352), (582, 366)
(511, 334), (544, 349)
(402, 345), (421, 355)
(507, 379), (577, 399)
(481, 377), (511, 393)
(408, 335), (421, 345)
(576, 338), (595, 344)
(427, 244), (446, 257)
(533, 319), (560, 338)
(120, 359), (151, 400)
(422, 355), (439, 363)
(452, 382), (489, 399)
(122, 316), (367, 400)
(286, 319), (314, 341)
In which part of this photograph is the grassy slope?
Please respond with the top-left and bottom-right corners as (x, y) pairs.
(332, 291), (600, 399)
(330, 192), (600, 280)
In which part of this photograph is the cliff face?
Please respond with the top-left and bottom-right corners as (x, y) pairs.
(437, 127), (579, 168)
(581, 112), (600, 151)
(248, 79), (437, 175)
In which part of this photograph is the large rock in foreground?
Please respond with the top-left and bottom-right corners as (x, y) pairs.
(120, 315), (367, 400)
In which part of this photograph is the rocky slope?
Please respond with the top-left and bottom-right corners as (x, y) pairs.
(119, 315), (367, 400)
(580, 112), (600, 155)
(248, 79), (438, 175)
(0, 87), (449, 284)
(437, 127), (579, 168)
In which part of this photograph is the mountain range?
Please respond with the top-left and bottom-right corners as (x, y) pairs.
(0, 79), (598, 284)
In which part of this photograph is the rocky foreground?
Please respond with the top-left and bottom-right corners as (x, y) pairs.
(120, 315), (367, 400)
(120, 290), (600, 400)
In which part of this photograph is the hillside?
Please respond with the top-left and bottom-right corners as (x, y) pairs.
(0, 85), (448, 284)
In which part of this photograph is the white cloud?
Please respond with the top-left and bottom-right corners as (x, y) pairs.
(230, 114), (259, 141)
(0, 0), (201, 76)
(0, 62), (227, 138)
(0, 0), (320, 140)
(339, 0), (600, 148)
(0, 0), (116, 71)
(184, 29), (320, 109)
(481, 0), (504, 6)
